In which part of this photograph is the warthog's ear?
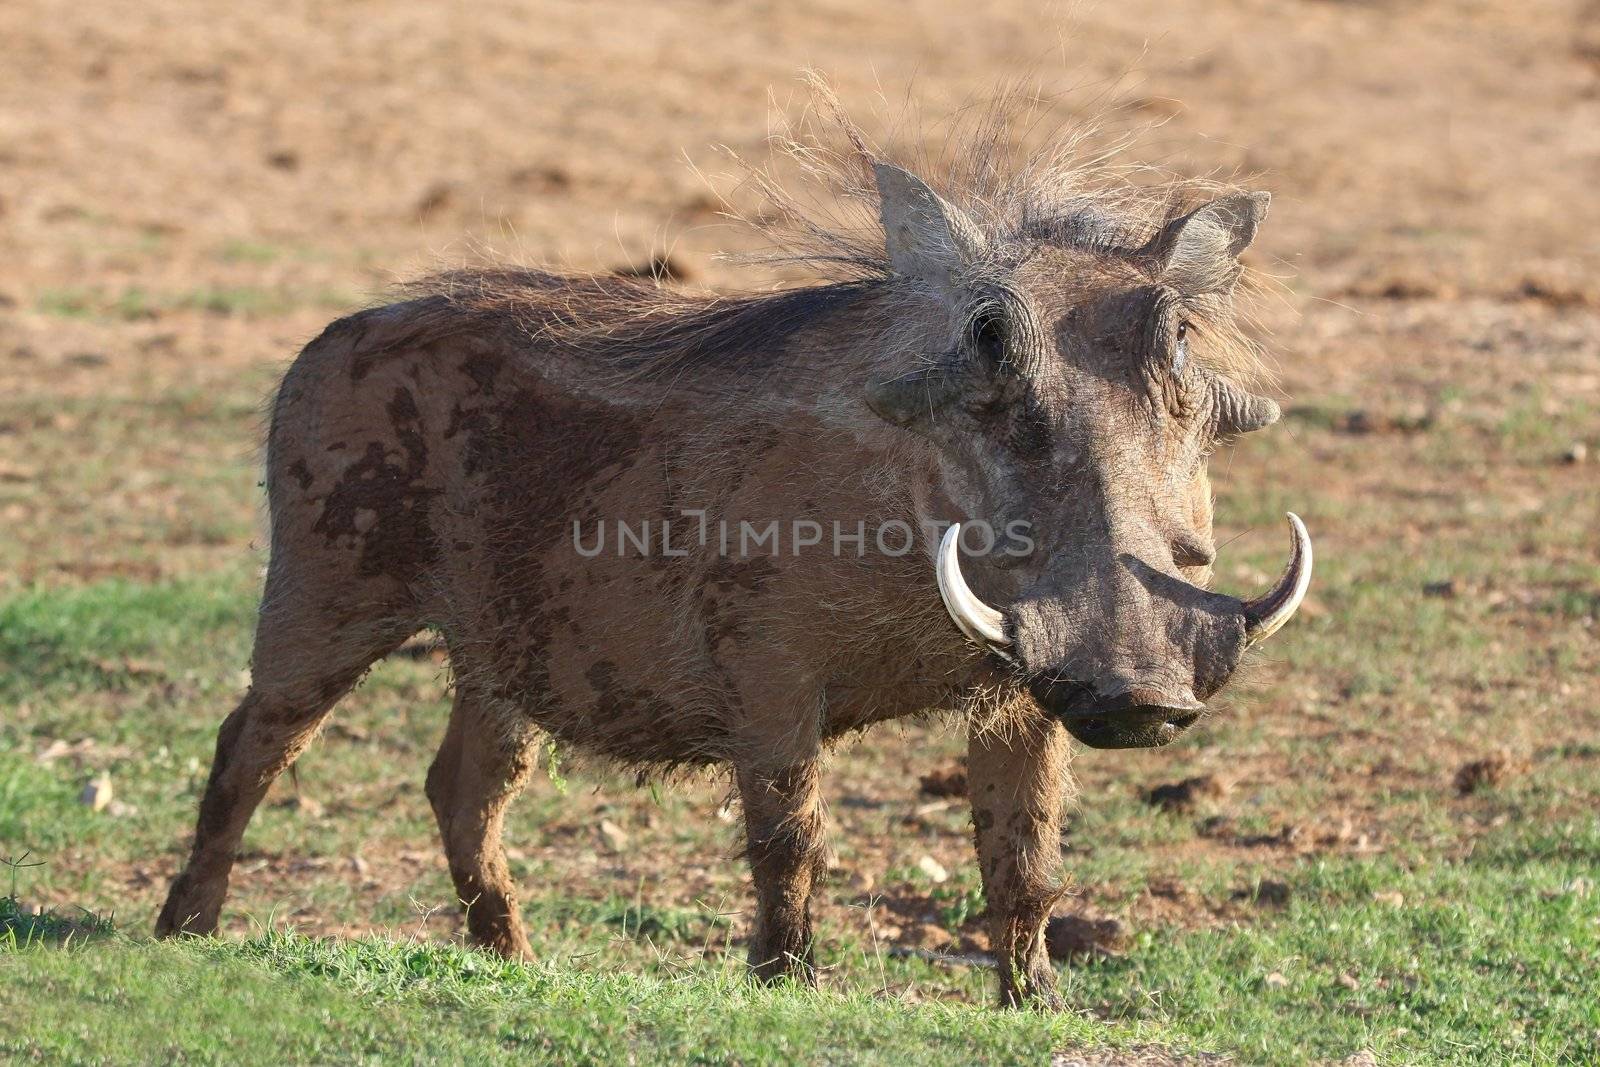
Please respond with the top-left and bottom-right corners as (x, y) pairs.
(1149, 191), (1270, 292)
(875, 162), (985, 293)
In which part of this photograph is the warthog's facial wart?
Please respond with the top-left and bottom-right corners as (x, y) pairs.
(868, 163), (1310, 749)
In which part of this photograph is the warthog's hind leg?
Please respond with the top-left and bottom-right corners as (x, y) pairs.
(967, 707), (1072, 1009)
(736, 758), (827, 984)
(156, 597), (417, 939)
(425, 681), (537, 960)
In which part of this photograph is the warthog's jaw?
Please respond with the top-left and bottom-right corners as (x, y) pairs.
(937, 515), (1314, 749)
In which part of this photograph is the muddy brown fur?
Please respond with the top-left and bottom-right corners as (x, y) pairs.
(158, 93), (1290, 1008)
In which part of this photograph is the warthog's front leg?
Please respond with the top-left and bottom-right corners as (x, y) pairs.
(736, 759), (827, 984)
(968, 707), (1072, 1009)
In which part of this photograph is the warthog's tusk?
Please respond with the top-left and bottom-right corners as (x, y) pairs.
(1242, 513), (1313, 645)
(936, 523), (1012, 649)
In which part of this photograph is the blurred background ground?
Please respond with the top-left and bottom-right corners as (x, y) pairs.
(1, 2), (1597, 1063)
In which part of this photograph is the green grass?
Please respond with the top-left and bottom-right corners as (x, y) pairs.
(0, 578), (256, 704)
(1068, 821), (1600, 1064)
(1, 814), (1595, 1063)
(0, 926), (1124, 1066)
(1, 868), (113, 946)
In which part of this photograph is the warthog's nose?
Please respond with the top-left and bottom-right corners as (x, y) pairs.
(1099, 685), (1204, 717)
(1028, 677), (1205, 750)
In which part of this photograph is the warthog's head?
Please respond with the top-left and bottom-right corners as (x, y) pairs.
(864, 163), (1310, 749)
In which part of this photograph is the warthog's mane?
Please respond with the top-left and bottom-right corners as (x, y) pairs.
(400, 268), (885, 380)
(402, 80), (1270, 390)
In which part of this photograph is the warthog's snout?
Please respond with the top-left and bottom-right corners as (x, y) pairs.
(938, 515), (1314, 749)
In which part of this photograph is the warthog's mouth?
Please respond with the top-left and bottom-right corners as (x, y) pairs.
(1026, 680), (1207, 749)
(1054, 705), (1204, 749)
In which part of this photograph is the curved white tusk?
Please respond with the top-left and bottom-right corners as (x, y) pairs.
(936, 523), (1012, 649)
(1242, 513), (1313, 645)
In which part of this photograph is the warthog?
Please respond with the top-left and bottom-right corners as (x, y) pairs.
(157, 111), (1310, 1007)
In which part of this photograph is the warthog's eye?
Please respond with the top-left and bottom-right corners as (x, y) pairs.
(968, 303), (1009, 366)
(1161, 317), (1203, 420)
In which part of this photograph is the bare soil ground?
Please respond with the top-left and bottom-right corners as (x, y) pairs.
(2, 1), (1598, 1061)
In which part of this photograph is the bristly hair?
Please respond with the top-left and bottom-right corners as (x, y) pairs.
(403, 74), (1273, 388)
(716, 73), (1273, 384)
